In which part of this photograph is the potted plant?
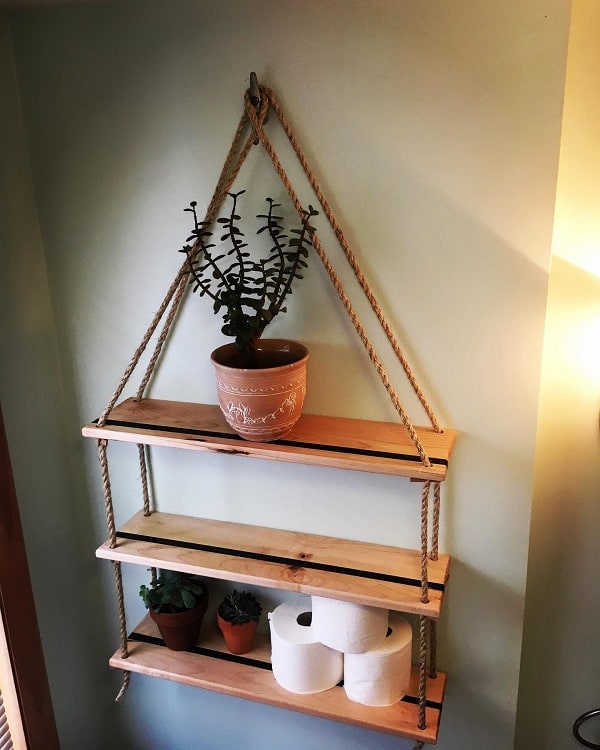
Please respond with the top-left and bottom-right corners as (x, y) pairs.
(180, 190), (318, 442)
(139, 569), (209, 651)
(217, 589), (263, 655)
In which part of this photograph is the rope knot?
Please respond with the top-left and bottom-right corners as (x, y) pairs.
(244, 85), (270, 144)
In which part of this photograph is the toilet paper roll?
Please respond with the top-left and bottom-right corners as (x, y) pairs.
(269, 598), (344, 694)
(311, 595), (389, 654)
(343, 612), (413, 706)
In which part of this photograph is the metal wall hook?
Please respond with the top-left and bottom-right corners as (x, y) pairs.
(248, 71), (266, 144)
(249, 71), (261, 111)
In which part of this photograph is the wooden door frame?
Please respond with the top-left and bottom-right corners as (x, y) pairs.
(0, 404), (60, 749)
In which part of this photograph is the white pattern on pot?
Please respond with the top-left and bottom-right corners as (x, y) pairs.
(224, 393), (299, 425)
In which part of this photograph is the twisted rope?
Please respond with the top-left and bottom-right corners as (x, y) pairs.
(98, 440), (117, 548)
(429, 618), (438, 679)
(138, 444), (151, 516)
(96, 82), (437, 472)
(99, 438), (132, 698)
(264, 87), (440, 433)
(430, 481), (441, 561)
(418, 615), (428, 731)
(112, 560), (128, 658)
(134, 105), (264, 402)
(115, 671), (130, 703)
(244, 91), (432, 466)
(420, 481), (430, 603)
(97, 99), (266, 423)
(92, 83), (445, 713)
(113, 557), (131, 701)
(97, 439), (129, 701)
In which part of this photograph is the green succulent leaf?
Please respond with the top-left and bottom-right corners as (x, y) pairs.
(181, 191), (318, 361)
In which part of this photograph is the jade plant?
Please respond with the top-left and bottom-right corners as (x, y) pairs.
(139, 570), (207, 614)
(180, 190), (318, 363)
(217, 589), (262, 625)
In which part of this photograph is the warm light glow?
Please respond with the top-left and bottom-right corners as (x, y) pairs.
(572, 310), (600, 383)
(553, 239), (600, 279)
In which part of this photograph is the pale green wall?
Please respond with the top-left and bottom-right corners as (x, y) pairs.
(1, 2), (571, 749)
(0, 13), (133, 748)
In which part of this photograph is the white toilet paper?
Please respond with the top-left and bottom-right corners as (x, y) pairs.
(311, 595), (389, 654)
(269, 598), (344, 694)
(343, 612), (413, 706)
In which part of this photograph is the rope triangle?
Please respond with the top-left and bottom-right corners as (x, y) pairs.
(98, 81), (441, 467)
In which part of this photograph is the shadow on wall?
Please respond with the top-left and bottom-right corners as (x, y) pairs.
(438, 556), (526, 748)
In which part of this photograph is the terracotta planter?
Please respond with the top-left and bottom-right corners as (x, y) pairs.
(150, 596), (208, 651)
(217, 613), (259, 655)
(211, 339), (308, 442)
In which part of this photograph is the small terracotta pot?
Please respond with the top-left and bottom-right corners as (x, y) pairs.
(211, 339), (308, 442)
(150, 597), (208, 651)
(217, 613), (259, 655)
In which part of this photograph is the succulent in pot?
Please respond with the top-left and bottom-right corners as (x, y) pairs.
(180, 190), (318, 442)
(139, 569), (208, 651)
(217, 589), (263, 655)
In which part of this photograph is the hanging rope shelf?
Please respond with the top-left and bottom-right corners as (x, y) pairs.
(82, 74), (455, 748)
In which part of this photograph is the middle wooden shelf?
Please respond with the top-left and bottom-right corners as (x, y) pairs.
(97, 510), (450, 618)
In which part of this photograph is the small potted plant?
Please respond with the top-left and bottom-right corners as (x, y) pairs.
(217, 589), (263, 655)
(139, 569), (209, 651)
(180, 190), (318, 442)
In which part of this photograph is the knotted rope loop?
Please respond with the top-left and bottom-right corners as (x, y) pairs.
(244, 88), (270, 144)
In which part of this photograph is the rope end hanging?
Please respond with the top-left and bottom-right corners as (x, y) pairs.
(115, 670), (131, 702)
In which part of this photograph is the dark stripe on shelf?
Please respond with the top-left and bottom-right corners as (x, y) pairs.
(128, 631), (271, 670)
(96, 417), (448, 467)
(127, 631), (443, 709)
(116, 530), (445, 592)
(401, 694), (444, 712)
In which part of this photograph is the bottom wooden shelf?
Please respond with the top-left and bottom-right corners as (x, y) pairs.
(110, 615), (446, 744)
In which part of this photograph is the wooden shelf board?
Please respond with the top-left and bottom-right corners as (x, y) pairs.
(97, 511), (450, 618)
(110, 615), (446, 744)
(82, 398), (455, 481)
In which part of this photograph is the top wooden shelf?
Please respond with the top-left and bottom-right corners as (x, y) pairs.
(82, 398), (455, 481)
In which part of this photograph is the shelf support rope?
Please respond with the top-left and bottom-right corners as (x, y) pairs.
(96, 81), (440, 469)
(243, 87), (435, 465)
(430, 481), (441, 561)
(429, 618), (438, 680)
(418, 615), (428, 731)
(92, 79), (446, 710)
(98, 439), (117, 548)
(98, 439), (131, 698)
(138, 444), (152, 517)
(262, 87), (441, 434)
(420, 481), (430, 604)
(96, 98), (265, 428)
